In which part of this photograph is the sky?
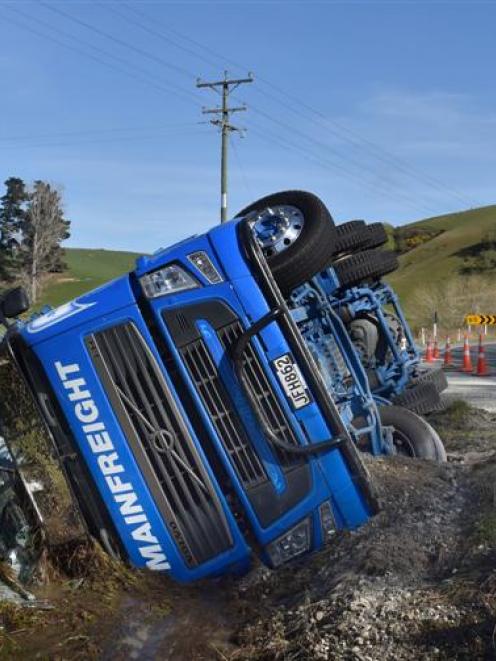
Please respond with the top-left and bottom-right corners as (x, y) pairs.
(0, 0), (495, 253)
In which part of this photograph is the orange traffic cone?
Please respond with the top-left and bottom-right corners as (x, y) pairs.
(443, 337), (453, 368)
(461, 334), (473, 372)
(425, 339), (434, 363)
(433, 338), (440, 359)
(475, 334), (490, 376)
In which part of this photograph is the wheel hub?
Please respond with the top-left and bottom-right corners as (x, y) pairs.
(251, 205), (304, 257)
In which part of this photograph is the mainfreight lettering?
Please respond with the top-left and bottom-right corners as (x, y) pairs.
(55, 361), (170, 572)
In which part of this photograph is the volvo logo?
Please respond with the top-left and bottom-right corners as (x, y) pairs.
(150, 429), (176, 454)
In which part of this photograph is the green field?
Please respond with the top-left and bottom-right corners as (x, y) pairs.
(41, 248), (141, 308)
(39, 205), (496, 312)
(387, 204), (496, 302)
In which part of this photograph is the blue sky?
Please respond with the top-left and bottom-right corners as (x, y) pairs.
(0, 0), (495, 253)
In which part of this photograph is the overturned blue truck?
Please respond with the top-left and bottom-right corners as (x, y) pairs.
(0, 191), (447, 583)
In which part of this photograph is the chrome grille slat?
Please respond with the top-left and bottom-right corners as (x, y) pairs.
(87, 322), (232, 567)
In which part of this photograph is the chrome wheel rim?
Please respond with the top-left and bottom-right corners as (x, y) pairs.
(252, 205), (305, 257)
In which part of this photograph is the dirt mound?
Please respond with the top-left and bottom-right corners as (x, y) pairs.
(232, 423), (496, 660)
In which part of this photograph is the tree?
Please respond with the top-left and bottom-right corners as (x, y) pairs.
(21, 181), (71, 302)
(0, 177), (28, 282)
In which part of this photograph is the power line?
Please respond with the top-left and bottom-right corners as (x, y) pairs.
(245, 122), (439, 216)
(4, 4), (421, 214)
(249, 82), (479, 209)
(3, 1), (473, 219)
(197, 72), (254, 222)
(0, 128), (210, 150)
(101, 2), (222, 74)
(40, 1), (198, 83)
(2, 7), (200, 107)
(0, 122), (199, 143)
(38, 1), (459, 216)
(93, 4), (437, 215)
(244, 108), (440, 215)
(120, 2), (477, 209)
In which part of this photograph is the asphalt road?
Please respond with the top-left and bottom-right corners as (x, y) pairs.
(424, 340), (496, 412)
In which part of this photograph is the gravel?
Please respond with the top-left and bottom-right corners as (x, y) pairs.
(232, 407), (496, 660)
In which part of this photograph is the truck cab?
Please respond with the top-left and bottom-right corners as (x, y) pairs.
(0, 192), (380, 582)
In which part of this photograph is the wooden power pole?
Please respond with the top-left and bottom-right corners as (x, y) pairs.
(197, 71), (253, 222)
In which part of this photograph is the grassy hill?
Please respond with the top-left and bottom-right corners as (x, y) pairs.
(41, 248), (141, 308)
(39, 205), (496, 313)
(387, 205), (496, 303)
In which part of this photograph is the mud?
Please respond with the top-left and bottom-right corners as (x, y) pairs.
(2, 401), (496, 660)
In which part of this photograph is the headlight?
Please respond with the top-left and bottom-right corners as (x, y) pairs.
(140, 264), (199, 299)
(319, 501), (337, 543)
(265, 517), (311, 568)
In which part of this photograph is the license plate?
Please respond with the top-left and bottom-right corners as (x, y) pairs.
(272, 353), (312, 410)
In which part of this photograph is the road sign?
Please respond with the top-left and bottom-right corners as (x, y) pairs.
(464, 314), (496, 325)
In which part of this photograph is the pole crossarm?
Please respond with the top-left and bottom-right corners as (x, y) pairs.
(196, 71), (253, 222)
(196, 75), (253, 89)
(201, 105), (247, 115)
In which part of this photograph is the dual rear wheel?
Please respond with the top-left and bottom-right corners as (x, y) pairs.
(237, 190), (393, 294)
(237, 190), (446, 463)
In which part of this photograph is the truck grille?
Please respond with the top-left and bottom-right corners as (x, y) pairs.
(217, 321), (301, 466)
(86, 322), (233, 567)
(179, 319), (302, 494)
(181, 339), (268, 489)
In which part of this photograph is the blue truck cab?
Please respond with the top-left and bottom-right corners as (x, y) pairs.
(0, 192), (381, 583)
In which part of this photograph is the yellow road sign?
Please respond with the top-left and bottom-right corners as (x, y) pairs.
(465, 314), (496, 325)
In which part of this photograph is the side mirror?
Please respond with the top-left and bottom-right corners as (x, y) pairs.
(0, 287), (30, 320)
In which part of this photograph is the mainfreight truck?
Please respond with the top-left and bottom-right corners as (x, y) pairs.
(0, 191), (443, 583)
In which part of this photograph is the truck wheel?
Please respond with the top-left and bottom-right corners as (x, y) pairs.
(392, 381), (443, 416)
(333, 249), (399, 289)
(335, 220), (367, 253)
(379, 405), (447, 462)
(236, 190), (337, 294)
(362, 222), (388, 250)
(334, 222), (388, 255)
(414, 367), (449, 394)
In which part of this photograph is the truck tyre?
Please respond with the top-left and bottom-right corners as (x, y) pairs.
(333, 249), (399, 289)
(334, 222), (388, 256)
(392, 381), (443, 415)
(334, 220), (367, 253)
(379, 405), (447, 462)
(236, 190), (337, 294)
(362, 222), (388, 250)
(414, 367), (449, 394)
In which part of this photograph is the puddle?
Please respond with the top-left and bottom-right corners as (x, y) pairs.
(103, 581), (240, 660)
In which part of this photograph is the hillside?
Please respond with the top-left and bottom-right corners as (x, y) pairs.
(41, 248), (141, 308)
(40, 205), (496, 312)
(387, 204), (496, 303)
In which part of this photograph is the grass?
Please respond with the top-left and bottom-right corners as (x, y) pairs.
(387, 204), (496, 304)
(40, 247), (141, 308)
(37, 204), (496, 312)
(474, 513), (496, 545)
(433, 399), (473, 427)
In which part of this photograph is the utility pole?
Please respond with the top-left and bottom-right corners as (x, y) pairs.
(197, 71), (253, 222)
